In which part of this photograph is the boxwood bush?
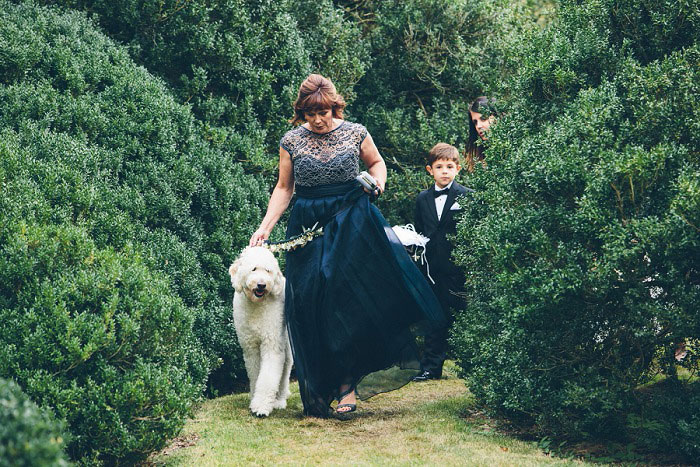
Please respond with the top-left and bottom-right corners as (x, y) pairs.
(0, 0), (267, 462)
(0, 378), (69, 466)
(451, 0), (699, 454)
(0, 220), (204, 464)
(346, 0), (539, 223)
(35, 0), (368, 175)
(32, 0), (538, 223)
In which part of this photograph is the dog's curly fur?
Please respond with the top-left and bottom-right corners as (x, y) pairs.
(229, 247), (292, 417)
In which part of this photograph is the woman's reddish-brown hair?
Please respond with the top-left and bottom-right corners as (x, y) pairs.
(290, 74), (346, 125)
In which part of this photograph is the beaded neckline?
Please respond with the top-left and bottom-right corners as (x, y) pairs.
(300, 120), (346, 135)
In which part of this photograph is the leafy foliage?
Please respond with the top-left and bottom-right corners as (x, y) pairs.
(33, 0), (528, 222)
(0, 221), (203, 464)
(7, 0), (695, 461)
(290, 0), (370, 104)
(340, 0), (539, 223)
(0, 378), (69, 467)
(35, 0), (367, 175)
(351, 0), (493, 163)
(627, 379), (700, 461)
(451, 0), (700, 453)
(0, 1), (268, 461)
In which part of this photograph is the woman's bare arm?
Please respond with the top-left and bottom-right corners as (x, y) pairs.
(359, 133), (386, 193)
(249, 147), (294, 246)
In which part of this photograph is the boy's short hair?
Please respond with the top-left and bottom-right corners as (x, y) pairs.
(427, 143), (460, 166)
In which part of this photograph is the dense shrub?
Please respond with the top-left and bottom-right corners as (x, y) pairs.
(341, 0), (538, 223)
(33, 0), (534, 223)
(628, 379), (700, 461)
(0, 1), (267, 461)
(351, 0), (495, 165)
(289, 0), (370, 104)
(451, 0), (700, 451)
(0, 378), (69, 466)
(0, 219), (204, 464)
(36, 0), (367, 175)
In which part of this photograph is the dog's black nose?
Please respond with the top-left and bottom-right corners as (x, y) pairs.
(257, 283), (266, 289)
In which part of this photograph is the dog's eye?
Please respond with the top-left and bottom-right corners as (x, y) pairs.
(265, 268), (271, 273)
(252, 267), (257, 271)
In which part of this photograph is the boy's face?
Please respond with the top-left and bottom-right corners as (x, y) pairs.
(426, 158), (461, 189)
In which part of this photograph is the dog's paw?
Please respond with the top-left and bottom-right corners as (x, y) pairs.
(249, 401), (272, 418)
(272, 398), (287, 410)
(251, 409), (269, 418)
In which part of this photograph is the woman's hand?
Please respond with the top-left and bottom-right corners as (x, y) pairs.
(249, 228), (270, 247)
(361, 184), (383, 199)
(374, 180), (385, 195)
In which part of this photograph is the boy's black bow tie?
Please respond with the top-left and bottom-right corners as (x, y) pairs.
(433, 188), (449, 197)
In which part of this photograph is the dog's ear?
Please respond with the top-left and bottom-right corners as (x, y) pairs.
(271, 265), (285, 296)
(228, 262), (239, 290)
(228, 252), (246, 293)
(271, 256), (285, 295)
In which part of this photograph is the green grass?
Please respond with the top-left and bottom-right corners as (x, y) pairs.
(151, 364), (590, 466)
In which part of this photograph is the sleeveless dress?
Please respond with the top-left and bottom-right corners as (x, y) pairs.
(280, 121), (445, 417)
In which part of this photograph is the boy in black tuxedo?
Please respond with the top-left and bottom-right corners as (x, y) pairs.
(413, 143), (471, 381)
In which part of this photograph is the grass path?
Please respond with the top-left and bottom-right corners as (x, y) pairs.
(152, 364), (589, 466)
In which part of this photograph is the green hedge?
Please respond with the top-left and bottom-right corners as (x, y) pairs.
(37, 0), (533, 213)
(628, 380), (700, 460)
(0, 1), (268, 462)
(451, 0), (700, 455)
(0, 378), (69, 467)
(36, 0), (368, 175)
(348, 0), (538, 223)
(0, 220), (205, 463)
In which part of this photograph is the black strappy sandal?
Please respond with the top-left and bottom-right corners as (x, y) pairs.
(335, 387), (357, 414)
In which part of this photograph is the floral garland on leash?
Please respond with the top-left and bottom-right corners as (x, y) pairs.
(264, 222), (324, 253)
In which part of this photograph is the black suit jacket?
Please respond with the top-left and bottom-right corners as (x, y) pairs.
(414, 182), (472, 310)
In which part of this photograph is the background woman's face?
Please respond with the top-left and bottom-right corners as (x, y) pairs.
(304, 107), (334, 133)
(469, 110), (496, 141)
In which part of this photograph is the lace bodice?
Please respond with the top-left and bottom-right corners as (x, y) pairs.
(280, 121), (368, 187)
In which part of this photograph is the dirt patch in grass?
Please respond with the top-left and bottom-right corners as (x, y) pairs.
(155, 433), (200, 458)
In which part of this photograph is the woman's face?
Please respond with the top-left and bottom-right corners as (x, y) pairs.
(304, 107), (334, 133)
(469, 110), (496, 141)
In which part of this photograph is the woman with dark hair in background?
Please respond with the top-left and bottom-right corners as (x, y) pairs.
(249, 74), (445, 418)
(465, 96), (499, 172)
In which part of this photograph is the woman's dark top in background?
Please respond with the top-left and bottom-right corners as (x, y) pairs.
(280, 122), (446, 418)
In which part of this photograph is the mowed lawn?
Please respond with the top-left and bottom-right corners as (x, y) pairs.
(152, 364), (589, 466)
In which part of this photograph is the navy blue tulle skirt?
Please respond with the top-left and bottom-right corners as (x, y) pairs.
(284, 181), (445, 418)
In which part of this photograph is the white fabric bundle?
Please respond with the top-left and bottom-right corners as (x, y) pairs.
(391, 224), (434, 284)
(391, 224), (429, 248)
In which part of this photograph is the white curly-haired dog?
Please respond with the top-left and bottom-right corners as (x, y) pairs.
(229, 246), (292, 417)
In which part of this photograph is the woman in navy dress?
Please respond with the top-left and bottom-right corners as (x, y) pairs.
(249, 74), (445, 418)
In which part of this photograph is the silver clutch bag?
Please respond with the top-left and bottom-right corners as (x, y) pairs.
(356, 171), (379, 193)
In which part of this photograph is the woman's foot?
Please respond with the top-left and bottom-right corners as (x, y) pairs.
(336, 386), (357, 414)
